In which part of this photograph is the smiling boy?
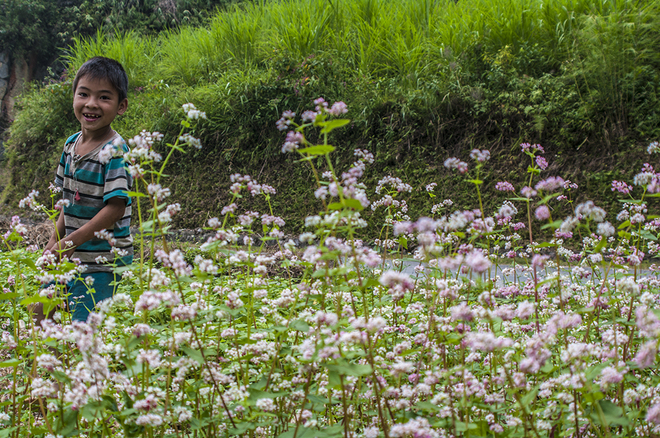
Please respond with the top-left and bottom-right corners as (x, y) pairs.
(41, 56), (134, 322)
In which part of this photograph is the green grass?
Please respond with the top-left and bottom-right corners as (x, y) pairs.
(56, 0), (659, 87)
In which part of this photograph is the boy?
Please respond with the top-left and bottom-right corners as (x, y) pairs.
(40, 56), (134, 323)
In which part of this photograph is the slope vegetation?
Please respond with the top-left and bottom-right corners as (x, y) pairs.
(3, 0), (660, 233)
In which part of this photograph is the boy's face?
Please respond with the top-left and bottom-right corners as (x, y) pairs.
(73, 76), (127, 136)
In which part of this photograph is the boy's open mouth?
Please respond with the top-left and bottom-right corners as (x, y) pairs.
(83, 113), (101, 121)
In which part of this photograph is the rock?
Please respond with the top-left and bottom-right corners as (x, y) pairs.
(2, 57), (29, 117)
(0, 52), (8, 79)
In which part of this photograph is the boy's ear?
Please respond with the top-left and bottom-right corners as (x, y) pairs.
(117, 98), (128, 116)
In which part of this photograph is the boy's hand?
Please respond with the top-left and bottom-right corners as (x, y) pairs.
(53, 240), (76, 262)
(44, 211), (66, 256)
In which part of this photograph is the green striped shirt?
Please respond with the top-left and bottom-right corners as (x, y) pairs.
(54, 132), (133, 272)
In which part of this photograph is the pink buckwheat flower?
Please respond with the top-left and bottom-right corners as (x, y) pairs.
(171, 304), (197, 321)
(328, 101), (348, 116)
(535, 156), (548, 170)
(521, 143), (544, 154)
(531, 254), (549, 269)
(534, 205), (551, 221)
(521, 186), (537, 198)
(634, 340), (657, 368)
(470, 149), (490, 162)
(495, 181), (515, 191)
(465, 332), (513, 352)
(464, 250), (491, 273)
(648, 141), (659, 154)
(646, 403), (660, 425)
(444, 157), (468, 174)
(535, 176), (565, 192)
(136, 414), (163, 427)
(450, 302), (474, 322)
(136, 349), (162, 368)
(611, 180), (633, 194)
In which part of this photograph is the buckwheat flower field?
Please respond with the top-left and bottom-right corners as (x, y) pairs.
(1, 102), (659, 438)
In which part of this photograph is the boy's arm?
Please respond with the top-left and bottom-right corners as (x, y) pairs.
(54, 198), (126, 261)
(44, 211), (66, 255)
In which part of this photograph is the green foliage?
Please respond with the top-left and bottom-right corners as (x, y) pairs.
(3, 0), (660, 235)
(0, 0), (57, 56)
(0, 0), (241, 61)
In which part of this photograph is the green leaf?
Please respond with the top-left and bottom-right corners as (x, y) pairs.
(0, 427), (18, 438)
(450, 423), (468, 434)
(327, 370), (341, 388)
(307, 394), (329, 405)
(415, 401), (440, 412)
(279, 425), (343, 438)
(180, 347), (205, 365)
(536, 277), (556, 288)
(466, 179), (483, 185)
(81, 402), (103, 422)
(312, 269), (328, 278)
(520, 385), (539, 407)
(51, 370), (70, 383)
(19, 296), (49, 306)
(586, 363), (607, 380)
(123, 191), (149, 198)
(617, 220), (631, 229)
(540, 362), (555, 374)
(113, 265), (136, 274)
(18, 257), (37, 270)
(589, 399), (629, 427)
(343, 198), (364, 211)
(618, 230), (631, 240)
(277, 427), (313, 438)
(540, 219), (562, 230)
(345, 363), (373, 376)
(227, 421), (256, 434)
(640, 230), (658, 241)
(0, 293), (20, 301)
(0, 359), (21, 367)
(325, 361), (373, 377)
(61, 409), (79, 437)
(318, 119), (350, 133)
(539, 192), (561, 204)
(327, 202), (343, 210)
(290, 319), (310, 333)
(298, 145), (335, 155)
(594, 236), (607, 252)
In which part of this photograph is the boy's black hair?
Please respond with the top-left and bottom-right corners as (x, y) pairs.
(73, 57), (129, 102)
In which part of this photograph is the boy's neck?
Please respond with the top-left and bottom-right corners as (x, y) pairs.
(79, 126), (115, 146)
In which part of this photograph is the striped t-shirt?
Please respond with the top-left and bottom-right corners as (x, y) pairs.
(54, 132), (133, 272)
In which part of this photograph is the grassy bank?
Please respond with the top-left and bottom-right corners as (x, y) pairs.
(3, 0), (660, 236)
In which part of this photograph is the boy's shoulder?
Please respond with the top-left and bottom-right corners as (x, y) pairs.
(65, 132), (81, 146)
